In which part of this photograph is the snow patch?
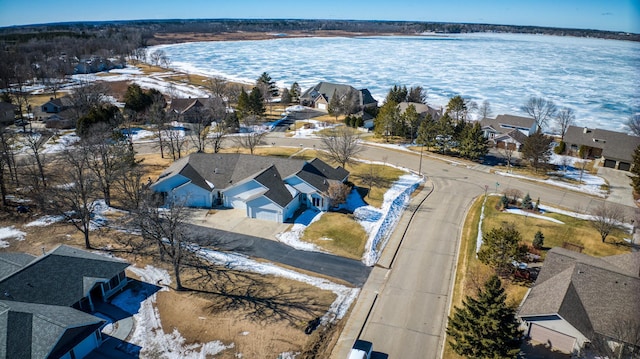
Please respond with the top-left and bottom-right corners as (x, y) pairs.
(0, 226), (26, 248)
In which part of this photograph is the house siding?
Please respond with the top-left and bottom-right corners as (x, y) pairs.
(61, 329), (101, 359)
(223, 180), (266, 210)
(522, 317), (588, 353)
(171, 182), (213, 208)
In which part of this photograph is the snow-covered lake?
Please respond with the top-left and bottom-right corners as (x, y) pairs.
(151, 33), (640, 132)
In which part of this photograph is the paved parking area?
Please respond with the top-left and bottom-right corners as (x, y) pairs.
(187, 208), (292, 241)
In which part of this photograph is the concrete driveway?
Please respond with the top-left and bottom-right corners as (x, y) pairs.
(187, 208), (292, 240)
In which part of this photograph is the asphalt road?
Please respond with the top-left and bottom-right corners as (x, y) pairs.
(135, 132), (638, 358)
(184, 223), (372, 287)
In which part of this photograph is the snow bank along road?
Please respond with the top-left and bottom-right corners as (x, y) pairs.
(134, 134), (636, 358)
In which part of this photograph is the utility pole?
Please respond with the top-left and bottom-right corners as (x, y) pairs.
(418, 143), (424, 176)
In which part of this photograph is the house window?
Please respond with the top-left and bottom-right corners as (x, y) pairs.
(312, 197), (321, 207)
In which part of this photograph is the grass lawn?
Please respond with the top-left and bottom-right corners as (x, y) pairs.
(481, 196), (631, 258)
(302, 212), (367, 260)
(348, 162), (406, 209)
(443, 195), (632, 359)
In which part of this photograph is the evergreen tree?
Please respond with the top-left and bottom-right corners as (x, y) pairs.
(236, 88), (250, 118)
(280, 88), (291, 104)
(248, 87), (265, 117)
(522, 193), (532, 209)
(477, 223), (527, 276)
(386, 85), (408, 104)
(630, 144), (640, 194)
(256, 72), (278, 97)
(289, 82), (301, 102)
(407, 85), (427, 104)
(402, 103), (420, 142)
(435, 113), (455, 154)
(446, 95), (468, 123)
(500, 194), (509, 210)
(534, 197), (540, 212)
(447, 275), (522, 359)
(416, 113), (437, 151)
(533, 230), (545, 249)
(374, 100), (400, 141)
(459, 122), (489, 160)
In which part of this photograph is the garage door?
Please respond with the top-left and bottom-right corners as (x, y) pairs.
(529, 324), (576, 354)
(603, 159), (616, 168)
(255, 209), (279, 222)
(618, 162), (631, 171)
(229, 197), (246, 210)
(317, 103), (327, 110)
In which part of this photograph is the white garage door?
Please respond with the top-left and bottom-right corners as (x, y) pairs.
(529, 324), (576, 354)
(229, 197), (246, 210)
(255, 209), (279, 222)
(317, 103), (327, 110)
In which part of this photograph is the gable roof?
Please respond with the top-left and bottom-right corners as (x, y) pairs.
(563, 126), (640, 162)
(253, 165), (294, 208)
(0, 245), (129, 307)
(480, 114), (536, 135)
(494, 129), (528, 144)
(519, 247), (640, 342)
(0, 253), (36, 280)
(0, 300), (104, 359)
(42, 96), (73, 109)
(398, 102), (442, 120)
(294, 158), (349, 193)
(169, 98), (212, 114)
(155, 153), (307, 192)
(0, 102), (18, 112)
(300, 82), (377, 106)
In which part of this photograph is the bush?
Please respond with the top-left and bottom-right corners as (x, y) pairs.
(554, 141), (566, 154)
(500, 195), (509, 210)
(533, 230), (544, 249)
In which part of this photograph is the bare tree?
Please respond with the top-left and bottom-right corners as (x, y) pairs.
(163, 126), (188, 160)
(521, 97), (557, 131)
(205, 76), (228, 100)
(69, 80), (108, 121)
(209, 123), (228, 154)
(555, 107), (575, 141)
(499, 145), (515, 173)
(39, 147), (103, 249)
(477, 100), (492, 120)
(22, 131), (47, 189)
(585, 319), (640, 359)
(320, 126), (364, 168)
(233, 132), (266, 155)
(148, 93), (168, 158)
(187, 106), (213, 153)
(627, 114), (640, 137)
(590, 203), (625, 243)
(326, 182), (350, 208)
(134, 197), (190, 290)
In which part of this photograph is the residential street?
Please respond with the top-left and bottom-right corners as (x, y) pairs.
(135, 133), (638, 359)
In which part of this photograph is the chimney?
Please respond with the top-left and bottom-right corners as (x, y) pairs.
(583, 127), (589, 134)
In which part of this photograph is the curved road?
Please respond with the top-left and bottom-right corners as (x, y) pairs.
(135, 133), (637, 358)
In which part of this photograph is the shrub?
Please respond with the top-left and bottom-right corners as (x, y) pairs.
(554, 141), (566, 154)
(533, 230), (545, 249)
(500, 194), (509, 210)
(522, 193), (532, 210)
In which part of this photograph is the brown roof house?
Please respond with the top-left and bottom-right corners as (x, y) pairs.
(41, 96), (73, 114)
(518, 247), (640, 355)
(0, 245), (130, 359)
(151, 153), (349, 222)
(480, 114), (538, 151)
(299, 82), (377, 112)
(563, 126), (640, 171)
(169, 97), (215, 123)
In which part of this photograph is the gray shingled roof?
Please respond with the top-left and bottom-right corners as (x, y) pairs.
(253, 165), (294, 208)
(300, 82), (377, 106)
(295, 158), (349, 193)
(519, 247), (640, 342)
(398, 102), (442, 120)
(169, 98), (214, 114)
(156, 153), (306, 191)
(0, 245), (129, 307)
(0, 253), (36, 280)
(0, 300), (104, 359)
(480, 114), (536, 134)
(563, 126), (640, 163)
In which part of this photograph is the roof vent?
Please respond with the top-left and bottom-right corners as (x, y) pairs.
(583, 127), (590, 134)
(214, 168), (218, 174)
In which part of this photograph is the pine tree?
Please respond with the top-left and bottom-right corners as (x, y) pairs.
(459, 122), (489, 160)
(500, 194), (509, 210)
(522, 193), (532, 210)
(248, 87), (265, 117)
(477, 223), (526, 276)
(447, 275), (522, 359)
(533, 230), (544, 249)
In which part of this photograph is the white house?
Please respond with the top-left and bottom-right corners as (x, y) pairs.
(480, 114), (537, 149)
(151, 154), (350, 222)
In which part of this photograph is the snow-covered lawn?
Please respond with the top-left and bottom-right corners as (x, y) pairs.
(274, 174), (423, 266)
(0, 226), (26, 248)
(113, 265), (231, 358)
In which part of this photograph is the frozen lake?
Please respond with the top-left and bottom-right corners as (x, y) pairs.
(152, 33), (640, 132)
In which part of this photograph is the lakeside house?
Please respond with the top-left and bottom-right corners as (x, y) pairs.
(480, 114), (538, 151)
(563, 126), (640, 171)
(0, 245), (130, 359)
(518, 247), (640, 355)
(169, 97), (216, 123)
(299, 82), (377, 112)
(151, 153), (349, 223)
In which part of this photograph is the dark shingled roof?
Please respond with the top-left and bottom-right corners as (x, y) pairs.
(0, 245), (129, 307)
(156, 153), (306, 191)
(300, 82), (378, 106)
(0, 300), (104, 359)
(295, 158), (349, 193)
(253, 165), (294, 208)
(519, 247), (640, 342)
(563, 125), (640, 163)
(0, 253), (36, 279)
(480, 114), (536, 134)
